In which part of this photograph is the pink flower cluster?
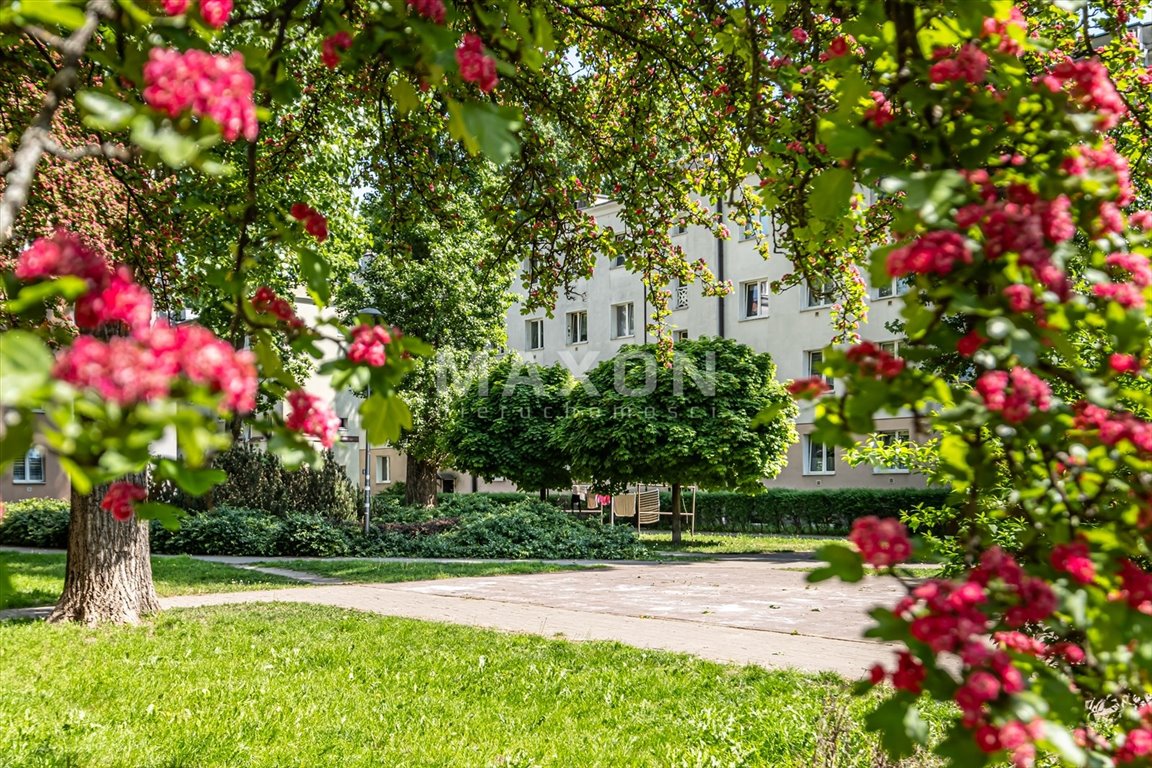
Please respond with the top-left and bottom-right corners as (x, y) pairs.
(863, 91), (894, 128)
(75, 266), (154, 332)
(163, 0), (231, 27)
(849, 516), (911, 567)
(886, 230), (971, 277)
(955, 182), (1075, 296)
(15, 229), (109, 287)
(348, 324), (392, 367)
(845, 342), (904, 379)
(1093, 252), (1152, 310)
(252, 286), (302, 327)
(786, 376), (829, 399)
(321, 32), (353, 69)
(407, 0), (445, 23)
(101, 481), (147, 522)
(929, 43), (989, 85)
(1063, 142), (1134, 206)
(974, 368), (1052, 423)
(1037, 58), (1127, 129)
(1050, 541), (1095, 584)
(1110, 353), (1141, 374)
(290, 203), (328, 242)
(981, 8), (1026, 55)
(1074, 402), (1152, 456)
(456, 34), (498, 93)
(1119, 559), (1152, 613)
(143, 48), (257, 142)
(285, 390), (342, 449)
(957, 330), (987, 357)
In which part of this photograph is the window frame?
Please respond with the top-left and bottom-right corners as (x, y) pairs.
(674, 329), (689, 342)
(526, 318), (545, 350)
(12, 447), (45, 485)
(375, 455), (391, 484)
(806, 349), (833, 388)
(741, 278), (771, 320)
(566, 310), (589, 345)
(803, 436), (836, 476)
(875, 278), (912, 300)
(804, 279), (836, 309)
(872, 430), (911, 475)
(611, 302), (635, 339)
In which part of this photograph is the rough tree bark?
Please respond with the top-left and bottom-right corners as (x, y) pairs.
(405, 455), (439, 507)
(670, 483), (683, 545)
(47, 478), (160, 625)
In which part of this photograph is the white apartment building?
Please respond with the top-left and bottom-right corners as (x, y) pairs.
(506, 197), (925, 491)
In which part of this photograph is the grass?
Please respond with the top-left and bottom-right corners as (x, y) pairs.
(0, 553), (299, 610)
(260, 558), (596, 583)
(640, 531), (846, 555)
(0, 603), (948, 767)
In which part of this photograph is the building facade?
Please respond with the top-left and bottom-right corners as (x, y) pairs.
(506, 197), (924, 490)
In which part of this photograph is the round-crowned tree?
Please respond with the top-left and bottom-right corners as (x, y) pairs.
(558, 336), (798, 542)
(442, 356), (575, 499)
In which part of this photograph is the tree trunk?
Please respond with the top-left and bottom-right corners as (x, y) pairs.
(539, 487), (548, 502)
(48, 481), (160, 625)
(670, 483), (682, 545)
(405, 456), (439, 507)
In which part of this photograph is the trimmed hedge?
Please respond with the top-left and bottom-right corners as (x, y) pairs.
(649, 487), (952, 534)
(0, 498), (70, 548)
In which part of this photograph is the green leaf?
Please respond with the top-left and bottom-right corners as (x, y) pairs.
(131, 116), (201, 168)
(298, 248), (331, 306)
(362, 392), (413, 445)
(1039, 722), (1086, 765)
(808, 543), (865, 583)
(0, 330), (54, 405)
(17, 0), (87, 29)
(864, 697), (926, 759)
(134, 501), (186, 531)
(390, 77), (421, 114)
(808, 167), (855, 219)
(4, 275), (88, 313)
(154, 459), (228, 496)
(0, 413), (35, 468)
(252, 333), (298, 388)
(76, 90), (136, 131)
(58, 455), (93, 495)
(457, 102), (524, 165)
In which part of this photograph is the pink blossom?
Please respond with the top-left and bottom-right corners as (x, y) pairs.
(407, 0), (445, 23)
(886, 230), (971, 277)
(74, 266), (153, 333)
(1132, 211), (1152, 231)
(143, 48), (258, 142)
(787, 376), (829, 398)
(845, 342), (904, 379)
(1037, 58), (1127, 129)
(290, 203), (329, 242)
(198, 0), (231, 28)
(1110, 353), (1141, 374)
(15, 230), (109, 288)
(863, 91), (894, 128)
(981, 8), (1027, 55)
(285, 390), (341, 448)
(790, 27), (808, 43)
(348, 324), (392, 367)
(824, 35), (849, 58)
(1050, 541), (1095, 584)
(975, 368), (1051, 423)
(321, 32), (354, 69)
(849, 516), (912, 568)
(102, 481), (147, 522)
(957, 330), (986, 357)
(163, 0), (189, 14)
(252, 286), (301, 327)
(456, 34), (498, 93)
(929, 43), (989, 84)
(891, 650), (925, 693)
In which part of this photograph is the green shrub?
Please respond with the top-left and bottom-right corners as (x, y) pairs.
(0, 498), (70, 548)
(151, 445), (358, 521)
(276, 513), (351, 557)
(646, 487), (952, 535)
(151, 506), (282, 557)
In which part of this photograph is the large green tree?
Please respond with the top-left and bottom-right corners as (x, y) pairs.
(442, 356), (574, 499)
(558, 337), (798, 543)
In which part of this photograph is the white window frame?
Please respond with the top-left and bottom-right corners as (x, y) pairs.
(804, 279), (835, 309)
(806, 349), (832, 387)
(674, 329), (689, 342)
(741, 279), (770, 319)
(612, 230), (626, 268)
(527, 319), (545, 350)
(375, 455), (391, 483)
(875, 278), (912, 299)
(566, 311), (588, 345)
(879, 339), (903, 357)
(611, 302), (635, 339)
(804, 436), (836, 475)
(671, 279), (689, 310)
(12, 447), (45, 484)
(873, 430), (911, 475)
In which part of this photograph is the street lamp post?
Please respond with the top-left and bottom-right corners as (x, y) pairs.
(358, 306), (384, 534)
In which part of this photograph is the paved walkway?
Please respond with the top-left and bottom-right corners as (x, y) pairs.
(2, 550), (901, 677)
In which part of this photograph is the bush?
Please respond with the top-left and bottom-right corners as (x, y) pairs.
(151, 506), (282, 557)
(646, 487), (952, 535)
(275, 513), (351, 557)
(0, 498), (70, 548)
(151, 445), (358, 521)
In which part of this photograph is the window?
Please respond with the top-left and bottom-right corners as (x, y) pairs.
(527, 255), (542, 285)
(805, 279), (835, 309)
(672, 223), (687, 236)
(527, 319), (544, 350)
(873, 430), (911, 474)
(566, 311), (588, 345)
(742, 279), (770, 319)
(671, 279), (689, 310)
(674, 329), (689, 341)
(879, 339), (903, 357)
(441, 476), (456, 494)
(804, 437), (836, 475)
(806, 349), (833, 388)
(612, 303), (635, 338)
(875, 278), (912, 299)
(13, 447), (44, 484)
(612, 230), (626, 268)
(375, 455), (391, 483)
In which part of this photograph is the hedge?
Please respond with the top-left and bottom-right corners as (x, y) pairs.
(0, 498), (70, 548)
(649, 487), (952, 535)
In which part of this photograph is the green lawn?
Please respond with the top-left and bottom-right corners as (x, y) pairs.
(0, 553), (299, 610)
(261, 558), (597, 583)
(640, 531), (846, 555)
(0, 603), (945, 767)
